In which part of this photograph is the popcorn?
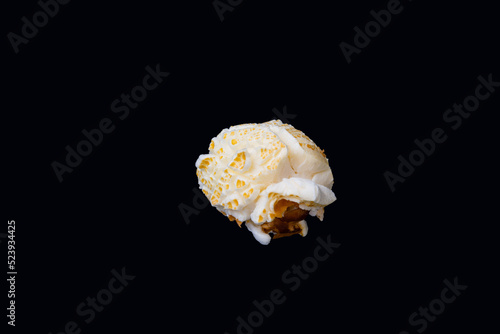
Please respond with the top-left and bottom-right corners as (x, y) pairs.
(195, 120), (336, 245)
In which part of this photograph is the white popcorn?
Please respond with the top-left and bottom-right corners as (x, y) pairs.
(195, 120), (336, 245)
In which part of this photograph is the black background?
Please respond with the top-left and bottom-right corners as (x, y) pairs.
(3, 0), (499, 333)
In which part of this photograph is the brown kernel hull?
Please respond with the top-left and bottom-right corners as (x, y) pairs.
(260, 201), (309, 238)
